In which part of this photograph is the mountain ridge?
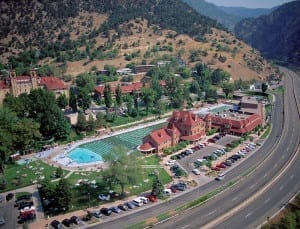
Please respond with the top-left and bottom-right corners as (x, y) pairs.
(234, 1), (300, 66)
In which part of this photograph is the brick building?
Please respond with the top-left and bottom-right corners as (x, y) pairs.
(0, 69), (68, 105)
(139, 110), (208, 155)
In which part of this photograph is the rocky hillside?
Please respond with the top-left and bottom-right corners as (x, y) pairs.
(0, 0), (274, 80)
(234, 1), (300, 66)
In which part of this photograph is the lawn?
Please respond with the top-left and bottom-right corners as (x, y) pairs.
(140, 155), (161, 165)
(66, 167), (172, 211)
(0, 160), (66, 193)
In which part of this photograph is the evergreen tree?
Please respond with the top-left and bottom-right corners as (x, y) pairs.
(69, 88), (77, 112)
(56, 94), (68, 109)
(55, 178), (72, 210)
(115, 84), (122, 106)
(151, 173), (164, 199)
(104, 84), (112, 108)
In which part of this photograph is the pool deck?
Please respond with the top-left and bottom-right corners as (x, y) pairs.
(37, 117), (169, 171)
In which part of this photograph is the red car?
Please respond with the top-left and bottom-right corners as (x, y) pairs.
(208, 138), (216, 143)
(216, 163), (226, 169)
(146, 194), (157, 202)
(211, 166), (221, 171)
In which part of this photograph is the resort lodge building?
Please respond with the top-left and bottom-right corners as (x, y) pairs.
(139, 105), (263, 155)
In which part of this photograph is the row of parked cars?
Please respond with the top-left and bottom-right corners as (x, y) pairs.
(214, 143), (257, 180)
(170, 142), (208, 161)
(15, 194), (36, 224)
(87, 195), (156, 220)
(50, 216), (80, 229)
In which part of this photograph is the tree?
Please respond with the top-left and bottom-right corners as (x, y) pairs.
(77, 88), (91, 112)
(115, 84), (122, 106)
(102, 146), (142, 196)
(11, 118), (41, 154)
(151, 173), (164, 198)
(76, 72), (96, 93)
(69, 88), (77, 112)
(141, 88), (156, 113)
(95, 112), (106, 128)
(55, 178), (72, 210)
(155, 100), (165, 118)
(55, 167), (64, 178)
(86, 114), (95, 132)
(262, 82), (268, 93)
(222, 83), (234, 98)
(104, 84), (112, 108)
(77, 112), (87, 132)
(56, 94), (68, 109)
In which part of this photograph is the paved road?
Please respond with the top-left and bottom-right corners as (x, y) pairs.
(89, 68), (297, 228)
(154, 68), (300, 228)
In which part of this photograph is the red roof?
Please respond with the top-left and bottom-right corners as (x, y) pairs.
(139, 142), (155, 151)
(170, 110), (204, 126)
(40, 77), (67, 90)
(95, 85), (105, 94)
(180, 133), (203, 141)
(150, 128), (171, 145)
(0, 80), (9, 89)
(121, 82), (143, 94)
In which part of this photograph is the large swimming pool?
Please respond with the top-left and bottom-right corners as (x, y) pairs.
(67, 123), (165, 164)
(68, 148), (103, 164)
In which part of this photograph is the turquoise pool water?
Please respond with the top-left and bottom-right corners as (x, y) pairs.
(68, 123), (165, 164)
(68, 148), (103, 164)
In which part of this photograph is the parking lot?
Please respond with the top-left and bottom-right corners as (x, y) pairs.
(174, 135), (240, 174)
(0, 195), (18, 229)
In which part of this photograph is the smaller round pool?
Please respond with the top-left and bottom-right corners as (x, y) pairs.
(68, 148), (103, 164)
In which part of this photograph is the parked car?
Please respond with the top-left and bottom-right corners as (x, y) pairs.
(125, 201), (136, 209)
(215, 173), (225, 181)
(70, 216), (80, 225)
(16, 194), (32, 202)
(165, 160), (176, 166)
(50, 220), (62, 229)
(139, 196), (149, 204)
(90, 210), (102, 218)
(132, 198), (144, 207)
(118, 204), (128, 211)
(211, 166), (221, 171)
(163, 189), (172, 196)
(216, 163), (226, 169)
(6, 193), (14, 201)
(0, 216), (4, 226)
(173, 182), (187, 191)
(18, 201), (34, 210)
(110, 206), (121, 213)
(100, 208), (112, 216)
(62, 218), (71, 227)
(192, 169), (201, 175)
(145, 194), (157, 202)
(223, 161), (231, 167)
(170, 186), (177, 193)
(98, 194), (110, 201)
(0, 195), (3, 203)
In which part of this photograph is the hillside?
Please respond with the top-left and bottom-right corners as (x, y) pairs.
(234, 1), (300, 66)
(219, 6), (274, 19)
(0, 0), (274, 80)
(182, 0), (239, 31)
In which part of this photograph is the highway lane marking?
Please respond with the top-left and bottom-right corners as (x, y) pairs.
(263, 174), (268, 178)
(245, 212), (252, 218)
(274, 163), (278, 168)
(207, 210), (217, 216)
(181, 224), (190, 229)
(249, 183), (257, 189)
(290, 174), (294, 179)
(231, 197), (238, 202)
(264, 198), (270, 204)
(281, 155), (285, 160)
(279, 185), (284, 191)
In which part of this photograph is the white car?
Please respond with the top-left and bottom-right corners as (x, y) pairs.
(215, 173), (225, 181)
(98, 194), (110, 201)
(192, 169), (201, 175)
(165, 160), (176, 166)
(163, 188), (172, 196)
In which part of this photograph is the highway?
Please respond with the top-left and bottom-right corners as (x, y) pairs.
(91, 67), (299, 229)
